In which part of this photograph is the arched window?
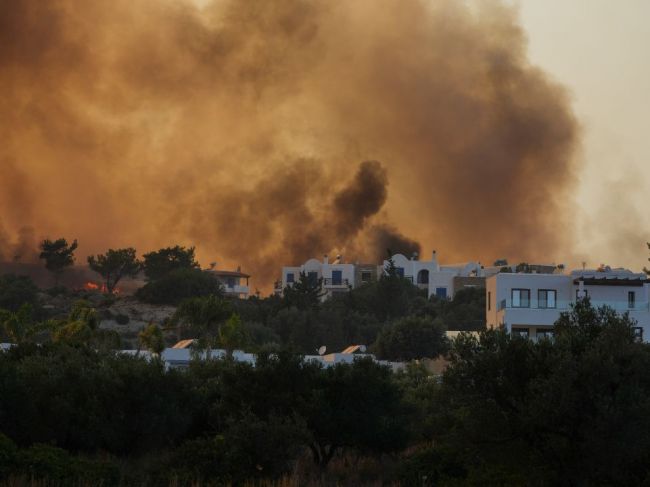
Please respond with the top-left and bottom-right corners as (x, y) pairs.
(417, 269), (429, 284)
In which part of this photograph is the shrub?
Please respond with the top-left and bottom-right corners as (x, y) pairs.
(136, 268), (223, 305)
(115, 313), (130, 325)
(0, 274), (39, 312)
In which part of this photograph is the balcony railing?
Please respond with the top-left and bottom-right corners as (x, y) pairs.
(322, 278), (350, 287)
(497, 300), (650, 313)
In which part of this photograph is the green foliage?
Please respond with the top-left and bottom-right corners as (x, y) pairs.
(219, 313), (249, 353)
(304, 357), (409, 468)
(136, 268), (223, 305)
(173, 294), (232, 346)
(138, 323), (165, 355)
(0, 432), (17, 477)
(433, 300), (650, 485)
(87, 247), (142, 293)
(142, 245), (199, 281)
(373, 315), (448, 361)
(0, 304), (35, 344)
(282, 271), (325, 310)
(51, 300), (98, 345)
(0, 343), (193, 456)
(38, 238), (78, 285)
(0, 274), (39, 312)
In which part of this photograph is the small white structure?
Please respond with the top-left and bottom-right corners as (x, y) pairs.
(486, 266), (650, 341)
(205, 267), (250, 298)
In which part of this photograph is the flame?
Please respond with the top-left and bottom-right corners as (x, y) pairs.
(82, 281), (121, 294)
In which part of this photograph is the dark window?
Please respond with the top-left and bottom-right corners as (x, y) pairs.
(488, 291), (491, 311)
(537, 329), (554, 339)
(332, 270), (342, 285)
(226, 277), (236, 288)
(396, 267), (405, 278)
(361, 271), (372, 283)
(633, 327), (643, 342)
(512, 289), (530, 308)
(512, 327), (529, 338)
(307, 272), (318, 285)
(628, 291), (636, 309)
(538, 289), (557, 309)
(435, 287), (447, 299)
(286, 273), (294, 284)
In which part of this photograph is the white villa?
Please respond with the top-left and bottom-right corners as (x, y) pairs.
(486, 266), (650, 341)
(276, 251), (487, 300)
(384, 251), (485, 299)
(205, 266), (250, 299)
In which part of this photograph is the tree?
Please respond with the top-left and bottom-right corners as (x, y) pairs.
(0, 274), (39, 312)
(373, 315), (449, 361)
(135, 268), (223, 305)
(87, 248), (142, 293)
(282, 272), (324, 310)
(173, 295), (232, 351)
(0, 304), (35, 344)
(219, 313), (249, 356)
(302, 358), (409, 469)
(51, 300), (99, 345)
(39, 238), (78, 286)
(142, 245), (199, 281)
(434, 300), (650, 485)
(138, 323), (165, 356)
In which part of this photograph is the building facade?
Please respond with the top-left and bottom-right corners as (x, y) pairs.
(276, 251), (485, 300)
(205, 267), (250, 299)
(486, 267), (650, 341)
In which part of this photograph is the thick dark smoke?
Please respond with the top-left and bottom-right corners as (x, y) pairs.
(0, 0), (579, 290)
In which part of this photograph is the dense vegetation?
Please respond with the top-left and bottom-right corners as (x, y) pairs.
(1, 296), (649, 485)
(1, 241), (649, 484)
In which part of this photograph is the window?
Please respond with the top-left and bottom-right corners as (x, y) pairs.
(628, 291), (636, 309)
(361, 271), (372, 283)
(536, 329), (554, 339)
(488, 291), (491, 311)
(435, 287), (447, 299)
(633, 327), (643, 342)
(226, 277), (236, 288)
(307, 272), (318, 285)
(286, 273), (294, 284)
(512, 289), (530, 308)
(331, 270), (342, 285)
(512, 327), (529, 338)
(396, 267), (405, 278)
(538, 289), (557, 309)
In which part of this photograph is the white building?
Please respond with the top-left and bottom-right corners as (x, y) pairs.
(383, 251), (484, 299)
(486, 267), (650, 341)
(276, 255), (360, 300)
(205, 267), (250, 298)
(276, 251), (485, 300)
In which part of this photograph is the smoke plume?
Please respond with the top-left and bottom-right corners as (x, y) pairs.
(0, 0), (579, 289)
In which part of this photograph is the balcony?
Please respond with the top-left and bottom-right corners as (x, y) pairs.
(322, 278), (350, 288)
(498, 299), (650, 313)
(223, 284), (249, 296)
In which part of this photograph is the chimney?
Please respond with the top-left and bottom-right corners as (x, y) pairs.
(237, 265), (241, 272)
(431, 250), (438, 264)
(324, 254), (329, 265)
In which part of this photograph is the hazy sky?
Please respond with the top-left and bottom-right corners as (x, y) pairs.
(517, 0), (650, 270)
